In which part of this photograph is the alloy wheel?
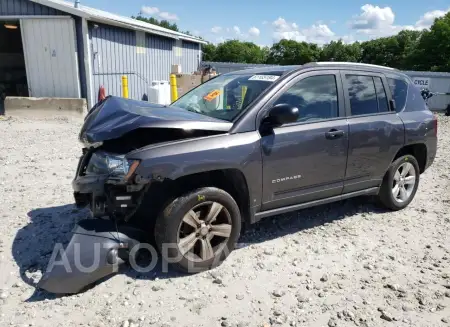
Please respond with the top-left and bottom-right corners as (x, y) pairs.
(177, 201), (232, 262)
(392, 162), (416, 203)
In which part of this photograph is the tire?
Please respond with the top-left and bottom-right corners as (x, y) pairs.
(154, 187), (241, 273)
(378, 154), (420, 210)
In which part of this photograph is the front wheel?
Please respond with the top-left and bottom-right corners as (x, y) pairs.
(378, 154), (420, 210)
(154, 187), (241, 273)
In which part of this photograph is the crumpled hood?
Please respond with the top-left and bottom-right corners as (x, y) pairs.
(79, 96), (232, 145)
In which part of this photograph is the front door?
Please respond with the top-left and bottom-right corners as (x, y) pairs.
(260, 71), (349, 210)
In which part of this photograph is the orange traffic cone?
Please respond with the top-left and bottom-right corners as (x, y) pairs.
(98, 85), (106, 102)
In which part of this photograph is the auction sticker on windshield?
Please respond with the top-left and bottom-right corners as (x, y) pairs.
(248, 75), (280, 82)
(203, 89), (222, 101)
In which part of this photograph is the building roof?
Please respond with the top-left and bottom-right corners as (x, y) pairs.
(403, 70), (450, 78)
(31, 0), (207, 44)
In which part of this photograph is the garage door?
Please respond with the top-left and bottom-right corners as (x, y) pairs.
(20, 18), (80, 98)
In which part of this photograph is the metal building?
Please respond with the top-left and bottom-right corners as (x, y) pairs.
(0, 0), (205, 108)
(403, 71), (450, 111)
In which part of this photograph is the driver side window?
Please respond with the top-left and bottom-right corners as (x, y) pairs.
(274, 75), (339, 122)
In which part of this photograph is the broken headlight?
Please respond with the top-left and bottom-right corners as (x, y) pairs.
(86, 151), (136, 177)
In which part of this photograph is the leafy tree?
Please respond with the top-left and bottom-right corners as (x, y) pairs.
(320, 40), (362, 62)
(214, 40), (266, 63)
(201, 43), (217, 61)
(410, 12), (450, 71)
(266, 40), (321, 65)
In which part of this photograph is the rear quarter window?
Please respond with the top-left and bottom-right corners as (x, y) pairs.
(387, 78), (408, 112)
(405, 83), (429, 112)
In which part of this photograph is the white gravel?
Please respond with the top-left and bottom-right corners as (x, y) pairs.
(0, 113), (449, 327)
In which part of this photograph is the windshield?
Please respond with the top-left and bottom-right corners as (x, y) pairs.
(172, 72), (282, 122)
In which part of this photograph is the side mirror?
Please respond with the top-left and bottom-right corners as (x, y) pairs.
(265, 103), (299, 126)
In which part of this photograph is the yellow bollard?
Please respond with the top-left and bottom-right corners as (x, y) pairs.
(241, 85), (248, 109)
(122, 75), (129, 99)
(170, 74), (178, 102)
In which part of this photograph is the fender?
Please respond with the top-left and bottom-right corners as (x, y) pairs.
(127, 131), (263, 209)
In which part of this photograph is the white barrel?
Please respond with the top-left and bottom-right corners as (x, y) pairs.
(160, 81), (171, 105)
(148, 81), (162, 104)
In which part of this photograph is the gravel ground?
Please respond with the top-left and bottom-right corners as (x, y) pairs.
(0, 113), (449, 327)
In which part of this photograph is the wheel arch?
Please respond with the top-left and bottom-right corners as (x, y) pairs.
(392, 143), (427, 173)
(136, 168), (252, 228)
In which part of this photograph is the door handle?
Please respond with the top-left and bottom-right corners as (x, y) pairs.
(325, 129), (345, 139)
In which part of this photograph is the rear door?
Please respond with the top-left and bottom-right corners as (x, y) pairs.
(341, 70), (404, 193)
(260, 70), (349, 210)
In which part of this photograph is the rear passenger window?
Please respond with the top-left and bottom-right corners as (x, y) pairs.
(374, 77), (389, 112)
(387, 78), (408, 112)
(274, 75), (338, 122)
(346, 75), (378, 115)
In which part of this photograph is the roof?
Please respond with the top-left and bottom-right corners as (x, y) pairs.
(30, 0), (206, 44)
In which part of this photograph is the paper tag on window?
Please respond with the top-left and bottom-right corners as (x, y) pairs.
(203, 90), (221, 101)
(248, 75), (280, 82)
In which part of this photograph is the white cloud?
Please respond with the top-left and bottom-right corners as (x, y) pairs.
(159, 11), (179, 21)
(271, 17), (335, 44)
(349, 4), (449, 38)
(211, 26), (222, 34)
(350, 4), (396, 32)
(140, 6), (179, 21)
(415, 9), (449, 29)
(233, 26), (241, 34)
(248, 27), (260, 37)
(141, 6), (159, 15)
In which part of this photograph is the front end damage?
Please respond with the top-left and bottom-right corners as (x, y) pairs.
(38, 96), (231, 294)
(38, 149), (150, 294)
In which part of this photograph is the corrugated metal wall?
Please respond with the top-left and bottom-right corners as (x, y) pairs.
(181, 41), (200, 74)
(0, 0), (65, 16)
(90, 23), (201, 101)
(404, 71), (450, 110)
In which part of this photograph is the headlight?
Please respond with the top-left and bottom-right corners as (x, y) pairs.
(86, 151), (138, 177)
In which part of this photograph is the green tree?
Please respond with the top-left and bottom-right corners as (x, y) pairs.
(266, 40), (321, 65)
(214, 40), (266, 63)
(410, 12), (450, 71)
(319, 40), (362, 62)
(202, 43), (217, 61)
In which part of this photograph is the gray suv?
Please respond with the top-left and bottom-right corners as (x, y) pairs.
(73, 62), (437, 273)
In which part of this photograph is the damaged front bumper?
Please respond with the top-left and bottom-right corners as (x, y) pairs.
(38, 150), (152, 294)
(38, 219), (147, 294)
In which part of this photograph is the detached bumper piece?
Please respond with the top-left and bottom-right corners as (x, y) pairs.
(38, 219), (147, 294)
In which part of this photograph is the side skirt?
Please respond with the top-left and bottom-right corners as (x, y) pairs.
(252, 187), (379, 223)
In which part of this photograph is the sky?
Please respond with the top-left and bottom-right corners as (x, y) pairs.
(79, 0), (450, 46)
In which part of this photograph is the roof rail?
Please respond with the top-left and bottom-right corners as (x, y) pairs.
(305, 62), (397, 71)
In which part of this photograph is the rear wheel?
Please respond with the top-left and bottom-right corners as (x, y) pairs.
(378, 154), (420, 210)
(154, 187), (241, 273)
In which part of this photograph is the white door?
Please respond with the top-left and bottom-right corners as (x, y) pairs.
(20, 18), (80, 98)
